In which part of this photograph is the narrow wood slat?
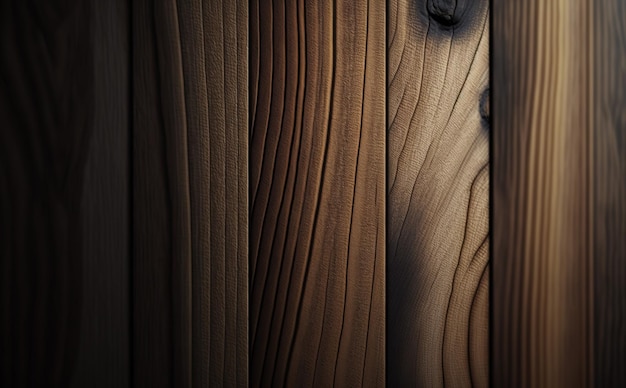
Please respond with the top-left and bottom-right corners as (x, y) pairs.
(386, 0), (490, 386)
(493, 1), (594, 386)
(70, 0), (131, 386)
(593, 1), (626, 386)
(248, 0), (386, 386)
(133, 0), (247, 386)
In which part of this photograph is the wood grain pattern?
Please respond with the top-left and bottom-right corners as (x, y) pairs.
(493, 1), (594, 386)
(70, 1), (130, 386)
(133, 0), (247, 386)
(387, 0), (490, 386)
(0, 0), (93, 385)
(248, 0), (386, 385)
(593, 1), (626, 386)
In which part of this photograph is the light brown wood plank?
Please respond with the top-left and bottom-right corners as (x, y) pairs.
(133, 0), (247, 386)
(387, 0), (490, 386)
(249, 0), (386, 386)
(493, 1), (594, 386)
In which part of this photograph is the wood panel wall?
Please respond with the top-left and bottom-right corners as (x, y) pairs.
(133, 0), (247, 386)
(492, 0), (625, 386)
(248, 0), (386, 386)
(387, 0), (490, 386)
(5, 0), (626, 386)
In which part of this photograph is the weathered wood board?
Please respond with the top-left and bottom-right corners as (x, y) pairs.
(387, 0), (490, 386)
(248, 0), (386, 386)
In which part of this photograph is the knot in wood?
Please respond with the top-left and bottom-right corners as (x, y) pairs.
(480, 88), (490, 127)
(427, 0), (460, 26)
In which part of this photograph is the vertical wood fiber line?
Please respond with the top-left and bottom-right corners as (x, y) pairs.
(593, 1), (626, 386)
(133, 0), (247, 386)
(0, 1), (93, 385)
(387, 0), (489, 386)
(249, 0), (386, 386)
(71, 0), (131, 386)
(493, 0), (594, 386)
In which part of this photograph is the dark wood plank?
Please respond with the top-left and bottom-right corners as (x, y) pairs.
(0, 0), (94, 385)
(69, 1), (131, 386)
(132, 0), (248, 386)
(593, 1), (626, 386)
(386, 0), (490, 386)
(493, 1), (594, 386)
(248, 0), (386, 386)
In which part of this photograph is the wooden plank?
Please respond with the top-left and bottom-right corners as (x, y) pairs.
(70, 0), (131, 386)
(0, 0), (94, 385)
(132, 0), (248, 386)
(386, 0), (490, 386)
(593, 1), (626, 386)
(248, 0), (386, 386)
(492, 1), (594, 386)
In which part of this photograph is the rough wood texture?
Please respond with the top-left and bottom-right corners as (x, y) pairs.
(493, 1), (594, 386)
(593, 1), (626, 386)
(133, 0), (247, 386)
(0, 1), (93, 385)
(248, 0), (386, 386)
(387, 0), (489, 386)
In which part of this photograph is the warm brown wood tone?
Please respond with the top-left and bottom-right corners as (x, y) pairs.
(387, 0), (489, 386)
(493, 1), (595, 386)
(0, 0), (94, 385)
(133, 0), (248, 386)
(593, 1), (626, 386)
(249, 0), (386, 385)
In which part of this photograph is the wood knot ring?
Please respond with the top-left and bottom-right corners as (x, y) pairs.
(427, 0), (460, 26)
(480, 88), (490, 128)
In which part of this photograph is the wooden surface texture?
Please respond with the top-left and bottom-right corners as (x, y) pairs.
(0, 0), (94, 385)
(133, 0), (248, 386)
(494, 1), (626, 386)
(387, 0), (490, 386)
(4, 0), (626, 386)
(248, 0), (386, 386)
(70, 1), (131, 386)
(592, 0), (626, 386)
